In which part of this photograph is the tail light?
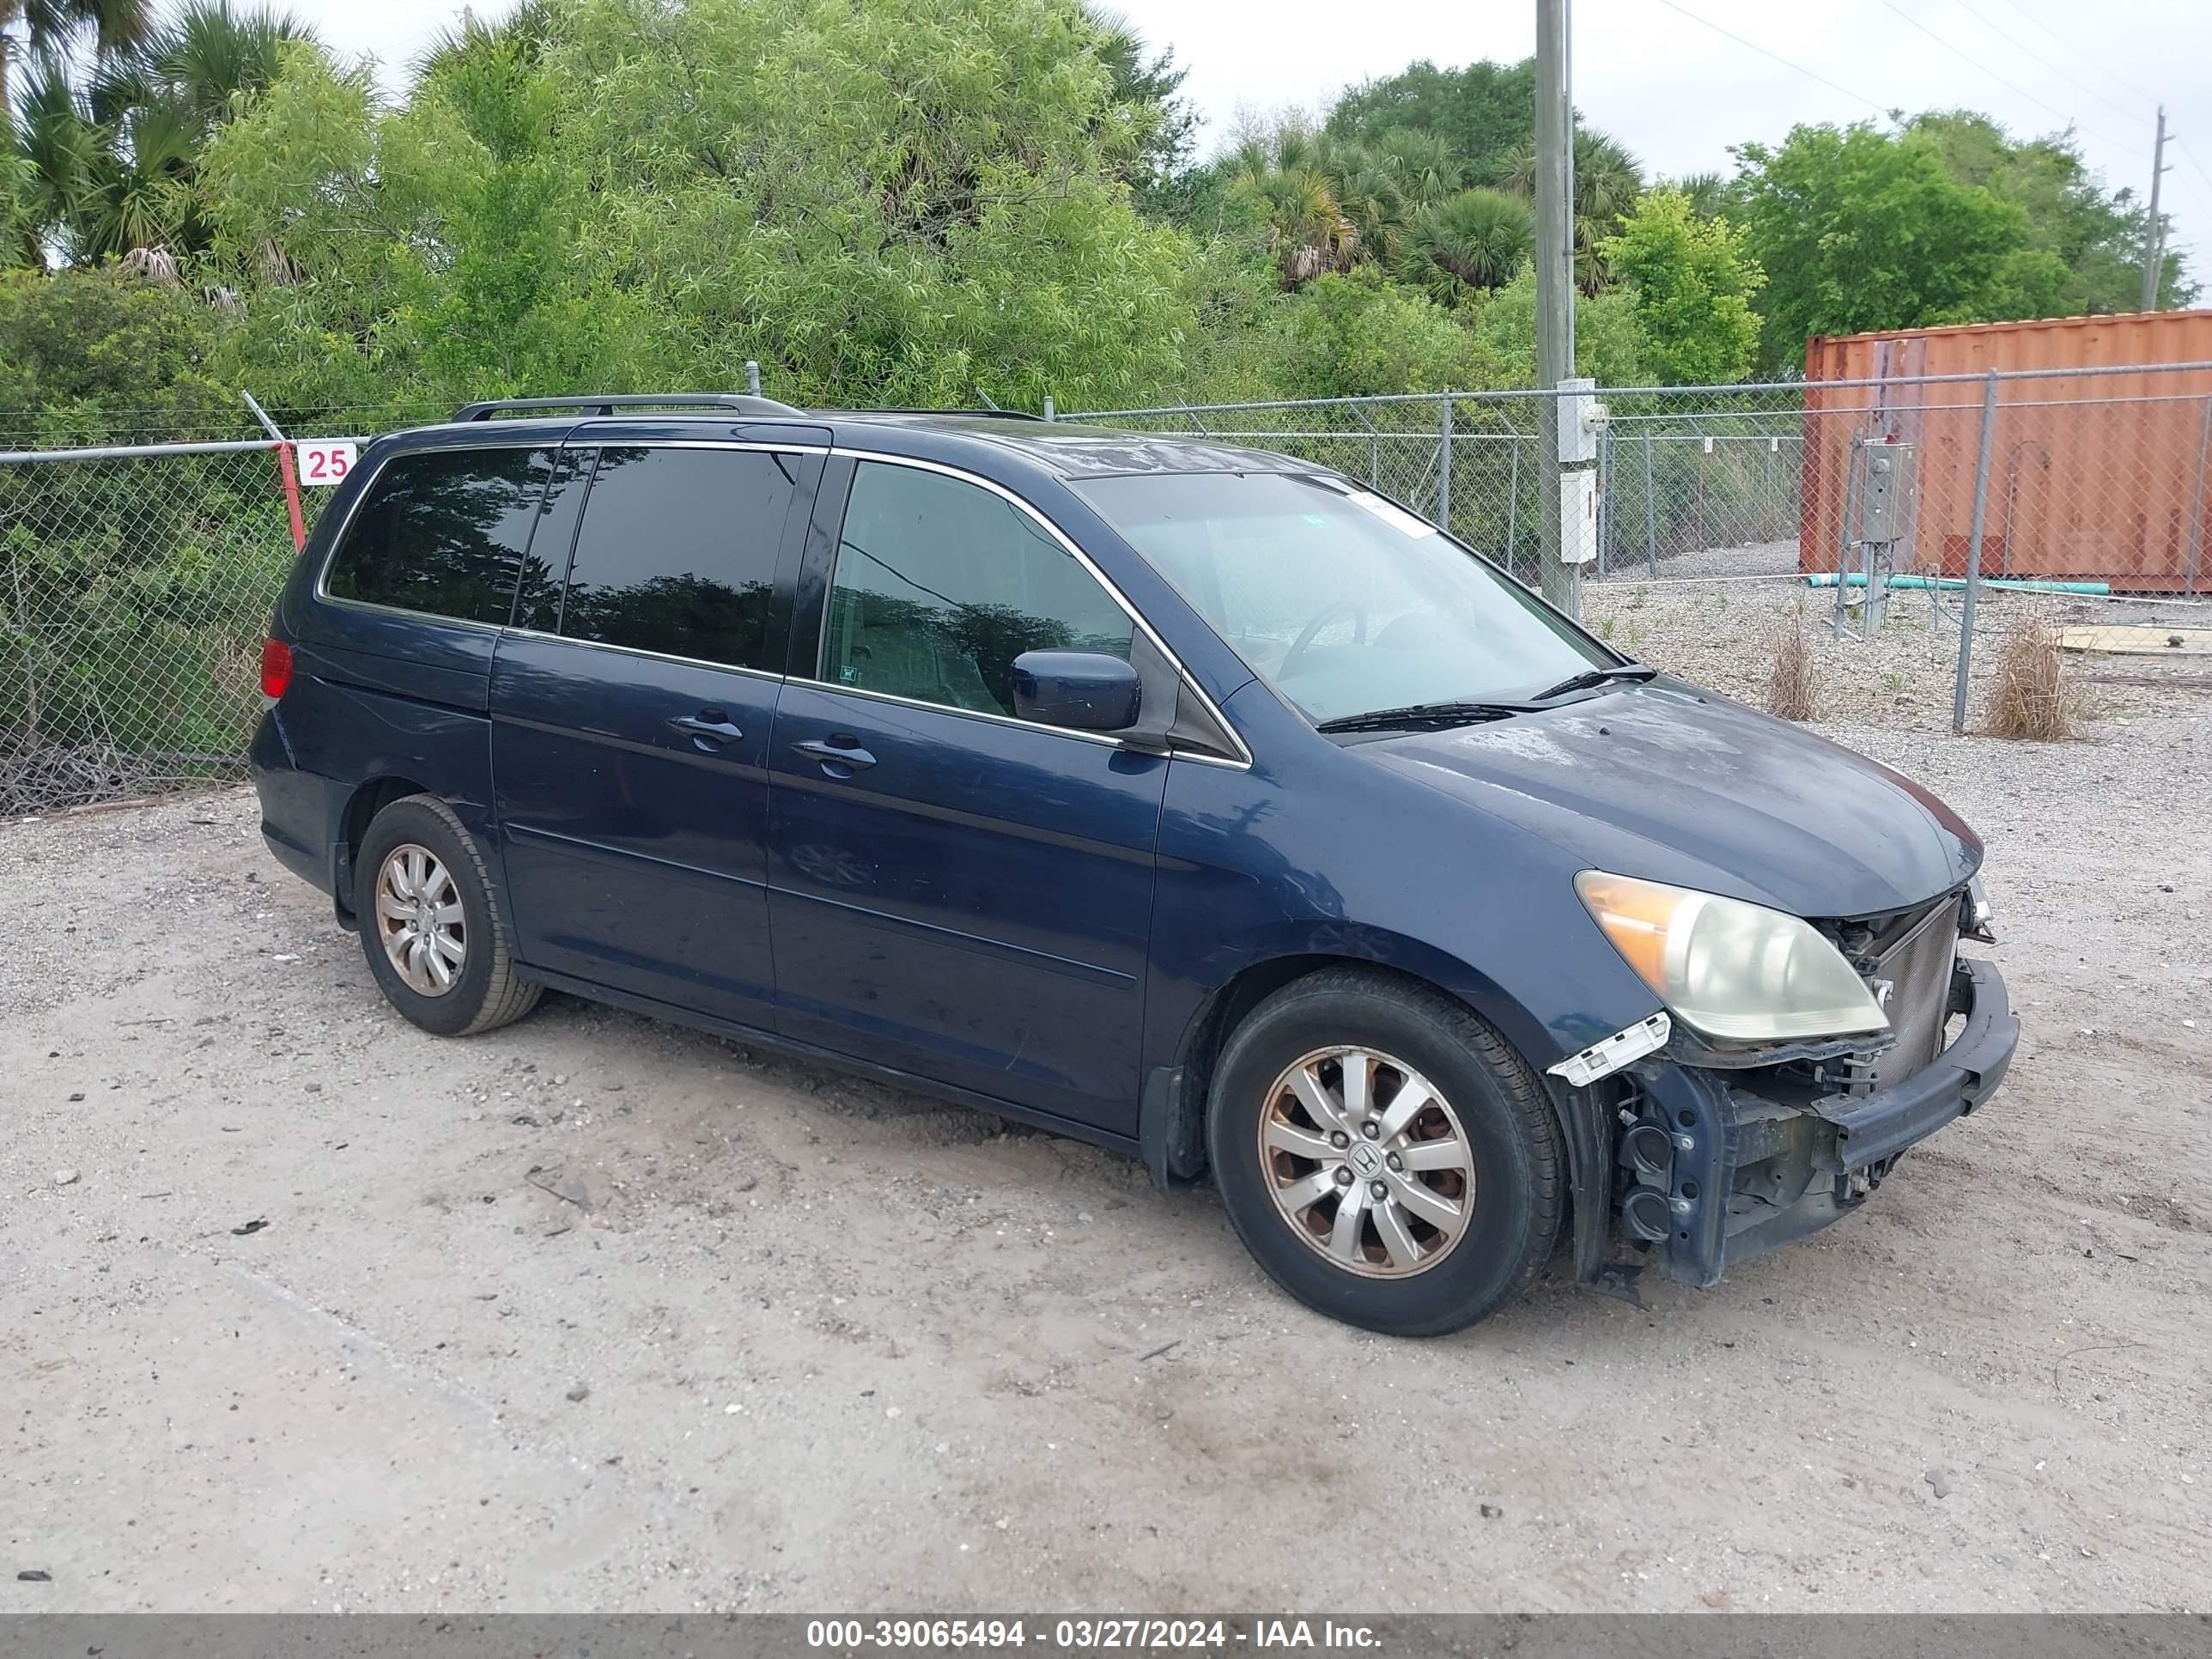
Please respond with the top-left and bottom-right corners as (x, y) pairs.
(260, 637), (294, 700)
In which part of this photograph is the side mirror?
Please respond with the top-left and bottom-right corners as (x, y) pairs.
(1012, 650), (1141, 732)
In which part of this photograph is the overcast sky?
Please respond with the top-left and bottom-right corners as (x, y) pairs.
(306, 0), (2212, 283)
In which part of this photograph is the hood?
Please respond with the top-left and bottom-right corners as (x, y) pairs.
(1363, 678), (1981, 920)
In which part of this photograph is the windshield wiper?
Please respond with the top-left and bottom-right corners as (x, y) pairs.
(1315, 700), (1528, 735)
(1527, 662), (1659, 703)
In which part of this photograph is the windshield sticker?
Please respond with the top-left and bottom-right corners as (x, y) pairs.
(1344, 490), (1437, 538)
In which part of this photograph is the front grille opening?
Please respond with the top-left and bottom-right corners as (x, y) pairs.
(1817, 890), (1967, 1095)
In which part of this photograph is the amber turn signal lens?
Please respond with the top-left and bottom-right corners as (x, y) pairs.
(1573, 871), (1676, 994)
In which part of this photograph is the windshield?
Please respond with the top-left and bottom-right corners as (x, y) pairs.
(1073, 471), (1609, 726)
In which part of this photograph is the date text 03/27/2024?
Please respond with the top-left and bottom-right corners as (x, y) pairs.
(802, 1620), (1383, 1650)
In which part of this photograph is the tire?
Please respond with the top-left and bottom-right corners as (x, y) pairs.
(1206, 966), (1562, 1337)
(354, 793), (542, 1038)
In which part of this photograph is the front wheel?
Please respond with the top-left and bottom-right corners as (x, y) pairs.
(1207, 968), (1562, 1336)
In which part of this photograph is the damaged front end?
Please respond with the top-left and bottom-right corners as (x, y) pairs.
(1562, 887), (2020, 1291)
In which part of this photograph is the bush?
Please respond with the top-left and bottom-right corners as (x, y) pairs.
(1984, 613), (2076, 740)
(1275, 269), (1498, 398)
(1764, 610), (1818, 721)
(0, 267), (236, 444)
(0, 270), (295, 795)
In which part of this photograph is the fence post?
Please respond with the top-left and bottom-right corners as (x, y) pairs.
(1595, 425), (1610, 580)
(1042, 395), (1055, 423)
(242, 391), (304, 554)
(744, 360), (763, 397)
(1951, 372), (2001, 735)
(1437, 393), (1454, 535)
(1832, 432), (1863, 641)
(1507, 438), (1521, 578)
(1643, 428), (1657, 579)
(2185, 394), (2211, 594)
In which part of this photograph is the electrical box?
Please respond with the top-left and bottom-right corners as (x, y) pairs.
(1560, 469), (1600, 564)
(1858, 441), (1914, 544)
(1557, 377), (1603, 465)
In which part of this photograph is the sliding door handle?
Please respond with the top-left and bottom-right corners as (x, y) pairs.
(670, 713), (744, 744)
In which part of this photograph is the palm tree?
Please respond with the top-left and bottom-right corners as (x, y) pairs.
(125, 0), (303, 126)
(1225, 125), (1458, 288)
(1228, 129), (1362, 288)
(1325, 140), (1412, 269)
(1403, 186), (1534, 305)
(1376, 127), (1461, 212)
(411, 0), (556, 81)
(1, 0), (149, 114)
(1668, 170), (1732, 222)
(9, 1), (310, 264)
(1506, 125), (1644, 294)
(1077, 5), (1194, 193)
(4, 53), (92, 262)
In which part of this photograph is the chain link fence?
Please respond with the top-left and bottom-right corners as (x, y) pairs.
(0, 438), (338, 814)
(7, 370), (2212, 816)
(1073, 367), (2212, 732)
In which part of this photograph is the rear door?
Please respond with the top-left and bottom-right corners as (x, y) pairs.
(282, 441), (557, 866)
(764, 454), (1170, 1133)
(491, 435), (824, 1024)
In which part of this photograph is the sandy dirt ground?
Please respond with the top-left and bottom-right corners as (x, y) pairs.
(3, 699), (2209, 1614)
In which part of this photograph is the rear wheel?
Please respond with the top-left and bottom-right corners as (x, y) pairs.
(1207, 967), (1561, 1336)
(355, 793), (541, 1037)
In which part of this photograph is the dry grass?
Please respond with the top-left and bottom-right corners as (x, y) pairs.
(1984, 613), (2077, 740)
(1764, 611), (1819, 722)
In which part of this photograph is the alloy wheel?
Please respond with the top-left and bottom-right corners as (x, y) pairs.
(374, 842), (465, 997)
(1257, 1046), (1476, 1279)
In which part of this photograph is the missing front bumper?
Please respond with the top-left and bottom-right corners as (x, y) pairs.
(1616, 956), (2018, 1290)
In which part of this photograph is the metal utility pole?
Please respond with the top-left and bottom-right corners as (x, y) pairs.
(2142, 106), (2170, 313)
(1534, 0), (1580, 615)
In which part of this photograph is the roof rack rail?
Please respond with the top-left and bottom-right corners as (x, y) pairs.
(842, 406), (1048, 422)
(451, 393), (806, 422)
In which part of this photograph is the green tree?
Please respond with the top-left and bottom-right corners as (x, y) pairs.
(1226, 128), (1392, 287)
(1085, 5), (1195, 203)
(1601, 186), (1763, 384)
(204, 0), (1203, 414)
(1, 0), (149, 115)
(1469, 264), (1650, 387)
(1504, 126), (1643, 294)
(4, 2), (309, 266)
(1273, 266), (1497, 398)
(1668, 170), (1731, 222)
(1402, 185), (1532, 305)
(1327, 57), (1531, 186)
(0, 258), (224, 417)
(1906, 110), (2193, 313)
(1733, 121), (2030, 372)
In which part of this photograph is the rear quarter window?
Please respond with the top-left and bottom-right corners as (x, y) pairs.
(323, 446), (556, 625)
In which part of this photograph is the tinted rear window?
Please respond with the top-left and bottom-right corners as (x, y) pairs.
(556, 447), (798, 672)
(324, 447), (555, 625)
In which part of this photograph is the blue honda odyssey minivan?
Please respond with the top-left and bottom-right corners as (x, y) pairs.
(252, 394), (2018, 1334)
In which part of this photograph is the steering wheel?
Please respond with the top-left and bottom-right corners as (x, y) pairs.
(1278, 599), (1369, 682)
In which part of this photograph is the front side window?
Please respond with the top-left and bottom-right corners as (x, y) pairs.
(557, 447), (799, 672)
(324, 446), (554, 624)
(1073, 471), (1606, 726)
(823, 461), (1133, 718)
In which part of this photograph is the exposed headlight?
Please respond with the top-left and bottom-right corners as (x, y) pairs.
(1574, 871), (1890, 1043)
(1966, 874), (1996, 941)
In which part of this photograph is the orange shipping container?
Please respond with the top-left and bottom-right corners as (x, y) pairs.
(1799, 310), (2212, 592)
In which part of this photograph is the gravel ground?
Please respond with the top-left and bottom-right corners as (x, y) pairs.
(3, 659), (2209, 1613)
(1585, 540), (2212, 732)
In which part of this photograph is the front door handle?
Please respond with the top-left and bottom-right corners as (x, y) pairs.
(792, 736), (877, 773)
(670, 712), (744, 745)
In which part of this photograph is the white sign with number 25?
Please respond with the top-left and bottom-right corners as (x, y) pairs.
(295, 441), (357, 485)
